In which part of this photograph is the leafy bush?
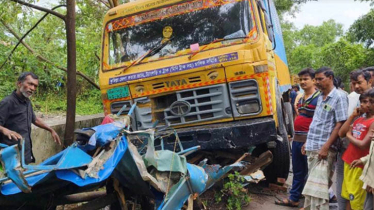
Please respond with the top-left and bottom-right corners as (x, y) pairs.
(215, 172), (251, 210)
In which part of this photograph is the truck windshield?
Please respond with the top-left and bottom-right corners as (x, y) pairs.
(106, 0), (254, 66)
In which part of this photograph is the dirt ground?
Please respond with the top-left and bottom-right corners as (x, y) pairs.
(243, 170), (339, 210)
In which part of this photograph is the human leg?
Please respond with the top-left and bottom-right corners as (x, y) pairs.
(337, 151), (348, 210)
(363, 192), (373, 210)
(289, 141), (308, 202)
(341, 162), (366, 210)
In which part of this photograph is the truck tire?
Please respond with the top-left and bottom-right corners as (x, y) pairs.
(283, 102), (295, 137)
(263, 94), (290, 183)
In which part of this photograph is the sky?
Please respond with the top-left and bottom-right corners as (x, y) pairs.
(284, 0), (372, 31)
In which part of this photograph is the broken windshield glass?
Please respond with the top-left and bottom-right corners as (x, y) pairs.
(107, 0), (254, 67)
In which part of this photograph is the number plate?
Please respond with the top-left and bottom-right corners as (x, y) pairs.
(107, 86), (129, 100)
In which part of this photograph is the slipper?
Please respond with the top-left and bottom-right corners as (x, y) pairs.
(274, 197), (299, 207)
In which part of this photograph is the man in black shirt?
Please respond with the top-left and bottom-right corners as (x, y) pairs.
(0, 72), (61, 163)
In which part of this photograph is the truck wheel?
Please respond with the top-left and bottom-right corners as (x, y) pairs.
(263, 95), (290, 183)
(263, 131), (290, 183)
(283, 102), (295, 137)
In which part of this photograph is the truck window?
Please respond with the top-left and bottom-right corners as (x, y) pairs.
(106, 0), (254, 68)
(264, 11), (274, 42)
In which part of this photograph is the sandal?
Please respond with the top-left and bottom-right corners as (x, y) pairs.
(274, 197), (299, 207)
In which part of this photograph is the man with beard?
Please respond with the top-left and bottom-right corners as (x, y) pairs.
(0, 72), (61, 164)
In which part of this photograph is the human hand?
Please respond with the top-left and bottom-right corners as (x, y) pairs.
(318, 145), (329, 160)
(301, 143), (306, 155)
(51, 130), (61, 145)
(350, 159), (363, 168)
(2, 128), (22, 141)
(347, 126), (354, 138)
(352, 107), (361, 118)
(366, 186), (373, 193)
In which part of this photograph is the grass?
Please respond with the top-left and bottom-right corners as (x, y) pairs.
(31, 90), (103, 116)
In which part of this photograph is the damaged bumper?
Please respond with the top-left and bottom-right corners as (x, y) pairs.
(160, 117), (277, 150)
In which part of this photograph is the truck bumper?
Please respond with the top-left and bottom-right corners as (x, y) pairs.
(160, 117), (277, 150)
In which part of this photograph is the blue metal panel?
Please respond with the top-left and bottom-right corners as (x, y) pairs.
(21, 142), (93, 171)
(1, 172), (49, 195)
(0, 145), (31, 193)
(55, 136), (128, 186)
(159, 164), (208, 210)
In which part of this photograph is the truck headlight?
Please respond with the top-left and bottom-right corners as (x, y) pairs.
(229, 79), (262, 117)
(236, 100), (260, 114)
(254, 65), (268, 73)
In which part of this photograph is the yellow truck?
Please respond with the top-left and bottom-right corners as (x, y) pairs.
(99, 0), (293, 182)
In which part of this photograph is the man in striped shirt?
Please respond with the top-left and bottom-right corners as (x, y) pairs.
(275, 68), (320, 207)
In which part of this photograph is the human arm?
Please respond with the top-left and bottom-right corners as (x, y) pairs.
(319, 93), (348, 159)
(346, 123), (374, 149)
(294, 94), (302, 116)
(339, 108), (360, 138)
(33, 117), (61, 145)
(318, 121), (343, 159)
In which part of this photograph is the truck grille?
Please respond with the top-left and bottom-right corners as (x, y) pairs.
(110, 101), (132, 115)
(138, 84), (231, 128)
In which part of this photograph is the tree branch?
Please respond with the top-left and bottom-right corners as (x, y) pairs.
(108, 0), (114, 8)
(10, 0), (66, 20)
(0, 5), (66, 70)
(95, 52), (101, 61)
(113, 0), (119, 7)
(0, 20), (100, 90)
(98, 0), (111, 9)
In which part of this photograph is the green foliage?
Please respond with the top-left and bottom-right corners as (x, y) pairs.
(273, 0), (306, 18)
(318, 39), (367, 83)
(274, 0), (295, 16)
(347, 9), (374, 48)
(296, 20), (343, 47)
(288, 44), (319, 74)
(0, 0), (107, 115)
(282, 18), (371, 86)
(215, 172), (251, 210)
(281, 20), (297, 56)
(32, 90), (102, 115)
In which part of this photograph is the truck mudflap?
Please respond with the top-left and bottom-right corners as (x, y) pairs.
(159, 117), (277, 150)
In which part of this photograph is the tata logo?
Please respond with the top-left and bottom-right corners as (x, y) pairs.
(164, 79), (188, 87)
(169, 101), (191, 116)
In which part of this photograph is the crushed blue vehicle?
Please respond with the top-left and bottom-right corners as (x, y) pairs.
(0, 104), (269, 209)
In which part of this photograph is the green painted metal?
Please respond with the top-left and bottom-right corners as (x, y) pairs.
(107, 86), (129, 100)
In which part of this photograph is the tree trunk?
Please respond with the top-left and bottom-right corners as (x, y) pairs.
(64, 0), (77, 147)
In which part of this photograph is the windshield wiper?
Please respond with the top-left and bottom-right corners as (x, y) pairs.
(188, 36), (248, 60)
(119, 39), (172, 74)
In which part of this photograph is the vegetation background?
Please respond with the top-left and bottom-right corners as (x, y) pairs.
(0, 0), (373, 115)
